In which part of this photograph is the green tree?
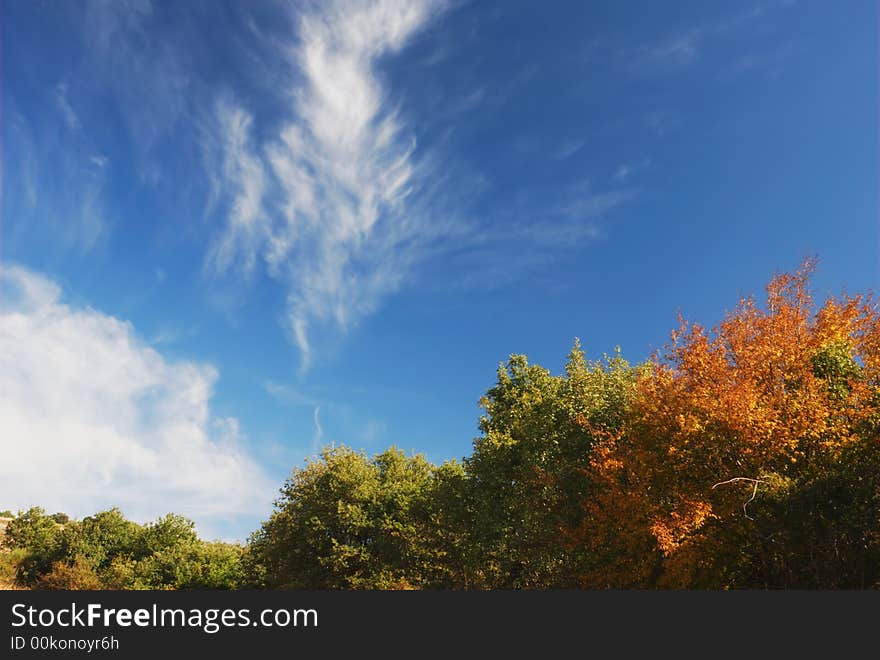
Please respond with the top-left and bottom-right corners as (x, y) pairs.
(132, 541), (245, 589)
(136, 514), (198, 557)
(58, 508), (141, 570)
(418, 459), (476, 588)
(2, 507), (64, 585)
(250, 445), (442, 589)
(2, 507), (60, 551)
(465, 341), (639, 587)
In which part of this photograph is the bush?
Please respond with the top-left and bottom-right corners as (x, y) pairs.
(2, 508), (63, 585)
(133, 541), (245, 589)
(2, 507), (60, 551)
(0, 549), (28, 589)
(35, 556), (102, 590)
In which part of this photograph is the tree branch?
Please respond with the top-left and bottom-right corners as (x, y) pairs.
(711, 477), (768, 520)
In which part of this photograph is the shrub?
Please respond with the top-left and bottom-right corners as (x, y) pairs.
(35, 556), (102, 590)
(133, 541), (245, 589)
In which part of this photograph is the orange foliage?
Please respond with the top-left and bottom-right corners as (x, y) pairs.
(572, 259), (880, 587)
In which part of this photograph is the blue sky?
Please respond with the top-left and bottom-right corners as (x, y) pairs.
(1, 0), (876, 540)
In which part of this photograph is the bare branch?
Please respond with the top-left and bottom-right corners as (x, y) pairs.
(711, 476), (768, 519)
(711, 476), (767, 489)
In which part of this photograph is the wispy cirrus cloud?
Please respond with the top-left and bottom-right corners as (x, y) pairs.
(204, 101), (268, 276)
(424, 182), (637, 293)
(629, 1), (796, 73)
(3, 97), (109, 255)
(311, 406), (324, 452)
(207, 0), (449, 371)
(612, 158), (651, 184)
(54, 83), (82, 131)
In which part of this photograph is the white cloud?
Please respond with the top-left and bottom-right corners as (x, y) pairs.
(55, 83), (81, 131)
(642, 32), (702, 68)
(207, 0), (446, 371)
(554, 138), (586, 160)
(311, 406), (323, 453)
(0, 265), (274, 539)
(630, 2), (792, 72)
(205, 100), (268, 275)
(264, 381), (320, 408)
(612, 158), (651, 184)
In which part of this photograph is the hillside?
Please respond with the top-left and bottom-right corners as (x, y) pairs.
(0, 516), (20, 589)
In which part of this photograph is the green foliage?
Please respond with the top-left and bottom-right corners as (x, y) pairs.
(58, 508), (141, 570)
(464, 341), (639, 587)
(0, 510), (14, 518)
(247, 340), (643, 590)
(695, 443), (880, 589)
(3, 507), (242, 590)
(131, 541), (245, 589)
(2, 508), (63, 585)
(137, 514), (199, 557)
(250, 445), (447, 589)
(3, 507), (60, 551)
(50, 512), (70, 525)
(419, 459), (475, 588)
(811, 340), (861, 400)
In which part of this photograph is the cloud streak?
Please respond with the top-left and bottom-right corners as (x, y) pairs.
(630, 1), (795, 73)
(312, 406), (324, 452)
(207, 0), (447, 371)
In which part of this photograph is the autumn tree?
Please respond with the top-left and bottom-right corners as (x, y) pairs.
(573, 259), (880, 588)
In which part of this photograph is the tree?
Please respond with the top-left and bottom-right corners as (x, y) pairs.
(572, 259), (880, 588)
(249, 446), (444, 589)
(136, 514), (198, 558)
(465, 342), (639, 587)
(418, 459), (475, 588)
(2, 507), (59, 551)
(2, 507), (63, 585)
(59, 508), (141, 570)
